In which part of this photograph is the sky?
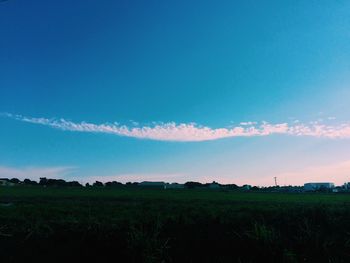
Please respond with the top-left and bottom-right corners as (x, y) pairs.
(1, 0), (350, 186)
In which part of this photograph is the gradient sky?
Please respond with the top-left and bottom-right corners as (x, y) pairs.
(1, 0), (350, 186)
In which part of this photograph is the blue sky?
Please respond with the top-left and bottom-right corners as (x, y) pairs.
(1, 0), (350, 185)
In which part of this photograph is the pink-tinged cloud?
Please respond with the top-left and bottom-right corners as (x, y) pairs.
(3, 113), (350, 142)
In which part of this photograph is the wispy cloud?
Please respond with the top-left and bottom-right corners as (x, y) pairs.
(2, 113), (350, 142)
(0, 165), (75, 181)
(239, 121), (257, 126)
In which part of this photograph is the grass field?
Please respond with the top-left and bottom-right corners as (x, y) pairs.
(2, 186), (350, 262)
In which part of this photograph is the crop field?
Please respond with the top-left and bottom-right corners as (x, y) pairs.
(2, 186), (350, 262)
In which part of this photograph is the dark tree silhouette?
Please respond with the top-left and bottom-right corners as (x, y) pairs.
(93, 181), (104, 187)
(105, 181), (122, 187)
(184, 182), (203, 189)
(23, 179), (38, 185)
(66, 181), (82, 187)
(9, 178), (21, 184)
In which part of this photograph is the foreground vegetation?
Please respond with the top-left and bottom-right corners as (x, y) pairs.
(1, 186), (350, 262)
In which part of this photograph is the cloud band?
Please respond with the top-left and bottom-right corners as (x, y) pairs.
(2, 113), (350, 142)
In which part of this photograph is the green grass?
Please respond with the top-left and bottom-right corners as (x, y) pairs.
(3, 185), (350, 203)
(1, 186), (350, 262)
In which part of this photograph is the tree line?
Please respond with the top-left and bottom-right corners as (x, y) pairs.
(0, 177), (306, 191)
